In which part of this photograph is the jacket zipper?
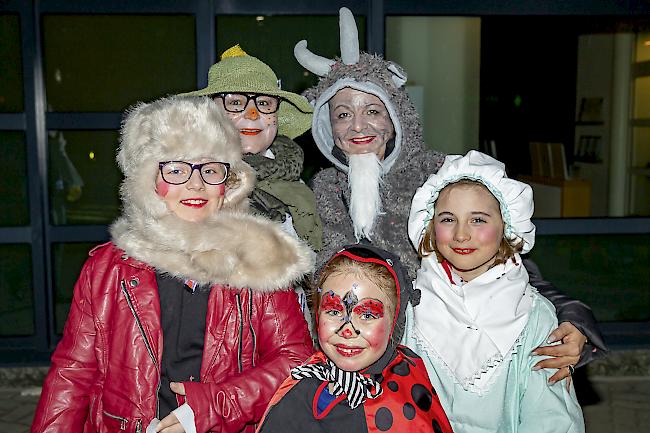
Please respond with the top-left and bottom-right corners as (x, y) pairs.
(248, 289), (256, 367)
(103, 410), (128, 430)
(235, 293), (243, 373)
(121, 280), (162, 420)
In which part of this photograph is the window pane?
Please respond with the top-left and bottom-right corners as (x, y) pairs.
(48, 130), (121, 225)
(0, 244), (33, 336)
(43, 15), (196, 112)
(0, 131), (29, 226)
(636, 31), (650, 62)
(386, 16), (481, 157)
(0, 14), (23, 112)
(52, 242), (95, 334)
(633, 76), (650, 119)
(216, 15), (366, 94)
(630, 127), (650, 216)
(529, 234), (650, 322)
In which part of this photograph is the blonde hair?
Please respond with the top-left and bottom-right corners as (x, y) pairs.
(418, 179), (523, 266)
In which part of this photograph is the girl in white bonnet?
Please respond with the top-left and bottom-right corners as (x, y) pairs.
(405, 150), (584, 433)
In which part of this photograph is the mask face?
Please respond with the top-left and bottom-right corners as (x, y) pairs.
(156, 159), (225, 222)
(317, 273), (392, 372)
(216, 94), (279, 155)
(433, 183), (504, 281)
(328, 87), (395, 160)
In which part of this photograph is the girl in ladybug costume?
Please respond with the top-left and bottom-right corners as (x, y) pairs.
(257, 244), (453, 433)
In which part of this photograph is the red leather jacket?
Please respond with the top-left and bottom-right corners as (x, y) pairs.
(31, 243), (314, 433)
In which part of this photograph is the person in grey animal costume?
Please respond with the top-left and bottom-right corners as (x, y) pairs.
(295, 7), (606, 381)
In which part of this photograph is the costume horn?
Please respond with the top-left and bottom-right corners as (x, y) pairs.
(293, 40), (335, 77)
(339, 7), (359, 65)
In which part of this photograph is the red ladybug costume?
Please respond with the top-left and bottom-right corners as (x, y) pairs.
(257, 245), (453, 433)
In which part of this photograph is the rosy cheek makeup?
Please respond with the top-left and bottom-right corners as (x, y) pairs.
(155, 180), (169, 197)
(216, 183), (225, 195)
(361, 320), (389, 349)
(317, 317), (343, 344)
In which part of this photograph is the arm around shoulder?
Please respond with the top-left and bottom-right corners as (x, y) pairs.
(523, 257), (607, 365)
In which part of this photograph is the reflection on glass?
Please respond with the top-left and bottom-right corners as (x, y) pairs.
(384, 16), (650, 218)
(636, 31), (650, 62)
(530, 234), (650, 323)
(43, 15), (196, 112)
(634, 76), (650, 119)
(48, 130), (121, 225)
(0, 131), (29, 226)
(52, 242), (94, 334)
(386, 16), (480, 157)
(0, 14), (23, 113)
(216, 15), (366, 95)
(0, 244), (33, 336)
(630, 127), (650, 216)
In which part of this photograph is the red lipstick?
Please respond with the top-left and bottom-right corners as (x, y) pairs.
(452, 248), (476, 255)
(180, 198), (208, 208)
(350, 136), (376, 145)
(335, 345), (364, 357)
(240, 128), (262, 136)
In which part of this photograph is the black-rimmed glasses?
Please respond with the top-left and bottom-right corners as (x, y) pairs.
(215, 93), (281, 114)
(158, 161), (230, 185)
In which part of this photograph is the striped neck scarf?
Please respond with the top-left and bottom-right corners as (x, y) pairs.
(291, 359), (383, 409)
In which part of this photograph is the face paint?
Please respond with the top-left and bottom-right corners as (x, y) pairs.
(222, 97), (279, 155)
(335, 290), (362, 335)
(352, 299), (385, 320)
(155, 179), (170, 197)
(156, 163), (226, 222)
(434, 183), (504, 282)
(317, 274), (392, 372)
(328, 87), (395, 160)
(319, 290), (345, 315)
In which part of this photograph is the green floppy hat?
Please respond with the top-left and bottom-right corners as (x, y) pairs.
(181, 45), (313, 140)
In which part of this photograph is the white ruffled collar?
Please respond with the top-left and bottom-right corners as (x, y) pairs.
(413, 254), (534, 393)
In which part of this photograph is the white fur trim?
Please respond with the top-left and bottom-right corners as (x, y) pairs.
(111, 210), (314, 292)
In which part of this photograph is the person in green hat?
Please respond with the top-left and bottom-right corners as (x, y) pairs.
(183, 45), (322, 253)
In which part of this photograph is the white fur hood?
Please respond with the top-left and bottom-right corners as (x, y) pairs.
(111, 210), (315, 292)
(111, 96), (314, 291)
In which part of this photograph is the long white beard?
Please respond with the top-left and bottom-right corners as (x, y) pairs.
(348, 153), (383, 241)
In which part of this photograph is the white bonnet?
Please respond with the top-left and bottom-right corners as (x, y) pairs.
(408, 150), (536, 254)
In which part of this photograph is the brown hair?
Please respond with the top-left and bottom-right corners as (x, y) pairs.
(224, 169), (239, 188)
(418, 179), (523, 266)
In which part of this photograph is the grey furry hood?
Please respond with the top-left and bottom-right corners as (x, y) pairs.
(296, 7), (429, 176)
(111, 95), (314, 291)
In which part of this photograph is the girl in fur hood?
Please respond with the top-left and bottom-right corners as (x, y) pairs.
(31, 96), (315, 433)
